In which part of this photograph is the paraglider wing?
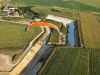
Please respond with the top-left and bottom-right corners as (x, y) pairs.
(25, 22), (59, 32)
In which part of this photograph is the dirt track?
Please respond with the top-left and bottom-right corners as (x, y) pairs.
(0, 56), (13, 71)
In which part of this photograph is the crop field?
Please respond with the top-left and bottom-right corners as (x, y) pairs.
(0, 21), (41, 50)
(11, 0), (100, 13)
(90, 49), (100, 75)
(74, 0), (100, 8)
(79, 12), (100, 49)
(39, 48), (100, 75)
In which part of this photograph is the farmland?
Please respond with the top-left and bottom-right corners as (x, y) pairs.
(11, 0), (100, 13)
(74, 0), (100, 8)
(90, 49), (100, 75)
(79, 12), (100, 49)
(0, 21), (41, 50)
(39, 48), (100, 75)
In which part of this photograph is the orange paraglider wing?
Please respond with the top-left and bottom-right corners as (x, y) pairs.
(25, 22), (59, 32)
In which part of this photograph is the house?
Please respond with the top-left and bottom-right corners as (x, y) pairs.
(3, 6), (19, 17)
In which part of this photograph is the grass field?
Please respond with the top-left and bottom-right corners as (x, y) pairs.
(0, 21), (41, 50)
(43, 19), (67, 44)
(11, 0), (100, 13)
(44, 19), (61, 44)
(79, 12), (100, 49)
(43, 19), (63, 31)
(31, 6), (79, 21)
(39, 48), (100, 75)
(49, 29), (59, 44)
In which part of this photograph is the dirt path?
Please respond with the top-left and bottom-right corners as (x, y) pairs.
(0, 54), (16, 66)
(0, 56), (14, 71)
(0, 19), (30, 25)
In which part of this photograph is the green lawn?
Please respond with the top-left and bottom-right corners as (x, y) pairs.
(0, 21), (41, 50)
(39, 48), (100, 75)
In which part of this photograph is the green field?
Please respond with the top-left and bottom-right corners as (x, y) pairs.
(49, 29), (59, 44)
(43, 19), (61, 44)
(74, 0), (100, 8)
(90, 49), (100, 75)
(43, 19), (67, 44)
(30, 6), (79, 20)
(39, 48), (100, 75)
(44, 19), (62, 28)
(0, 21), (41, 50)
(79, 12), (100, 49)
(11, 0), (100, 13)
